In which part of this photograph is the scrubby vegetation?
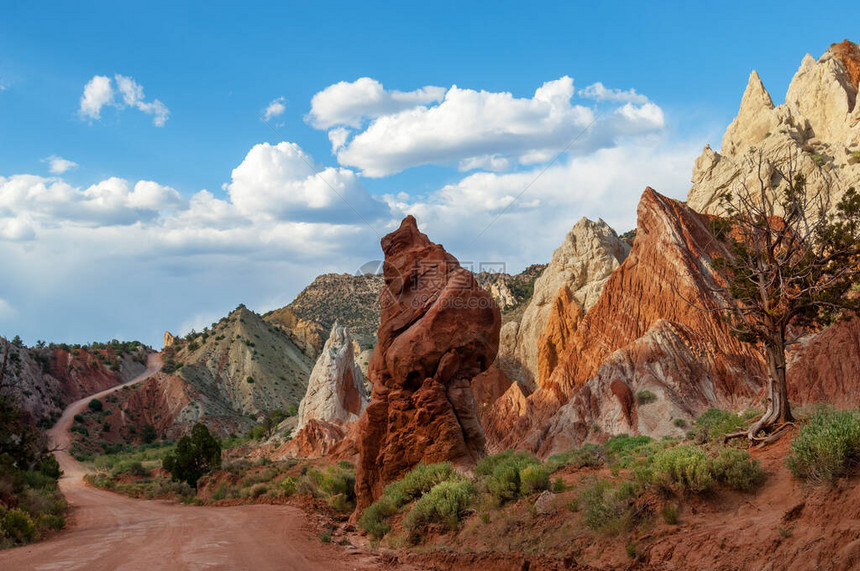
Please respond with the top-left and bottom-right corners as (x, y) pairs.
(358, 409), (769, 547)
(786, 408), (860, 483)
(0, 387), (68, 548)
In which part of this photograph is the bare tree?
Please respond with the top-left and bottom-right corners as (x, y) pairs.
(706, 151), (860, 442)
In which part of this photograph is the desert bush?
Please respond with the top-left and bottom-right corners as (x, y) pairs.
(689, 409), (758, 444)
(249, 483), (268, 498)
(711, 448), (765, 491)
(404, 480), (474, 536)
(603, 434), (655, 467)
(298, 464), (356, 512)
(652, 445), (713, 493)
(546, 443), (603, 471)
(384, 462), (460, 507)
(636, 390), (657, 405)
(786, 408), (860, 483)
(358, 462), (461, 539)
(2, 508), (37, 543)
(358, 497), (396, 539)
(661, 503), (679, 524)
(520, 464), (550, 495)
(580, 478), (634, 535)
(88, 398), (103, 412)
(476, 450), (541, 504)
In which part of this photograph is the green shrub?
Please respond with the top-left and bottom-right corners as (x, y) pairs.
(711, 448), (765, 491)
(786, 408), (860, 483)
(636, 390), (657, 405)
(580, 478), (634, 535)
(661, 503), (679, 525)
(673, 418), (687, 428)
(547, 443), (603, 470)
(88, 398), (103, 412)
(520, 464), (550, 495)
(603, 434), (655, 467)
(476, 450), (541, 504)
(404, 480), (474, 535)
(73, 414), (84, 423)
(384, 462), (459, 507)
(2, 508), (37, 543)
(689, 409), (757, 444)
(652, 445), (713, 493)
(298, 465), (356, 513)
(358, 462), (461, 539)
(358, 497), (396, 539)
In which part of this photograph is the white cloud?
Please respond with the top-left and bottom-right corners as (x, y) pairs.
(78, 74), (169, 126)
(384, 140), (701, 271)
(226, 142), (389, 223)
(42, 155), (79, 175)
(79, 75), (114, 120)
(0, 174), (183, 228)
(307, 77), (446, 129)
(114, 74), (169, 126)
(263, 97), (286, 121)
(318, 76), (665, 177)
(579, 82), (649, 104)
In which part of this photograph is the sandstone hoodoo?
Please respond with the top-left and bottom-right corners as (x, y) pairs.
(355, 215), (501, 509)
(296, 322), (367, 431)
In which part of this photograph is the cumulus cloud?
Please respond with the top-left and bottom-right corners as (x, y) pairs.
(578, 82), (650, 104)
(0, 175), (184, 228)
(79, 75), (114, 120)
(78, 74), (169, 126)
(42, 155), (78, 175)
(226, 142), (390, 223)
(311, 76), (666, 177)
(263, 97), (286, 121)
(307, 77), (446, 129)
(385, 140), (700, 270)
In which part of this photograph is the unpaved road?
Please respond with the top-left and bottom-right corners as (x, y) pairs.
(0, 354), (392, 570)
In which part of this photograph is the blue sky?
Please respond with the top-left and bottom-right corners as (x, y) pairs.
(0, 1), (857, 347)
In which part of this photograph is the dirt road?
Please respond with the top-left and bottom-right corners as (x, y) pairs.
(0, 354), (393, 570)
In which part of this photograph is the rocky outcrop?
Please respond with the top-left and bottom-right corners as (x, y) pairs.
(498, 218), (629, 389)
(263, 307), (323, 359)
(163, 331), (176, 350)
(355, 216), (501, 509)
(296, 322), (367, 431)
(471, 365), (513, 426)
(688, 40), (860, 216)
(787, 316), (860, 407)
(484, 188), (764, 454)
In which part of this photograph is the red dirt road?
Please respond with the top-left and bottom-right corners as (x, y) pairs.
(0, 354), (395, 570)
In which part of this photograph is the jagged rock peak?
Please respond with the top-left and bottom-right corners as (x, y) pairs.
(163, 331), (176, 349)
(689, 39), (860, 215)
(497, 216), (629, 389)
(296, 321), (367, 431)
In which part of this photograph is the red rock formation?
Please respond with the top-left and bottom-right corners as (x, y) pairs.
(484, 188), (765, 453)
(536, 286), (583, 395)
(831, 39), (860, 91)
(355, 216), (501, 509)
(788, 316), (860, 406)
(49, 348), (123, 401)
(471, 365), (512, 426)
